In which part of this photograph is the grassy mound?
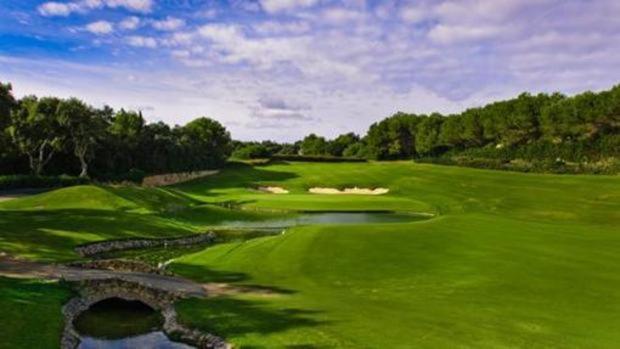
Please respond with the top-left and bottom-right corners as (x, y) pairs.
(0, 183), (275, 261)
(0, 185), (201, 212)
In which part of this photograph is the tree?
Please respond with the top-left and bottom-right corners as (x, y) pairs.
(232, 143), (271, 159)
(342, 142), (367, 158)
(460, 109), (484, 147)
(364, 113), (421, 160)
(181, 117), (232, 169)
(57, 98), (104, 177)
(300, 133), (328, 155)
(327, 133), (360, 157)
(9, 96), (64, 175)
(439, 114), (464, 149)
(139, 122), (177, 173)
(415, 114), (444, 155)
(107, 109), (145, 172)
(0, 82), (15, 129)
(0, 83), (16, 162)
(277, 143), (299, 155)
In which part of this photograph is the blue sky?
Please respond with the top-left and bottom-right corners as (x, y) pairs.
(1, 0), (620, 141)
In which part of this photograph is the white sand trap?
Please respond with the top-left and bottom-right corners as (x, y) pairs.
(308, 187), (389, 195)
(257, 186), (289, 194)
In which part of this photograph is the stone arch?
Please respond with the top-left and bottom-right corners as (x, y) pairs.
(60, 278), (178, 349)
(60, 278), (229, 349)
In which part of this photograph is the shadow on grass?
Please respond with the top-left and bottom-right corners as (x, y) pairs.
(0, 277), (72, 348)
(173, 263), (325, 346)
(177, 296), (324, 343)
(0, 209), (196, 261)
(103, 186), (205, 212)
(174, 163), (299, 198)
(172, 263), (297, 295)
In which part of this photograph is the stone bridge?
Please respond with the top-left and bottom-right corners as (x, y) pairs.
(61, 278), (229, 349)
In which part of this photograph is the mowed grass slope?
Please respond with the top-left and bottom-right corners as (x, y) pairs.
(1, 161), (619, 348)
(170, 162), (620, 348)
(0, 184), (279, 261)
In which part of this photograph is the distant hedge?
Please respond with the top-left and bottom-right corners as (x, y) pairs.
(270, 155), (367, 163)
(0, 175), (90, 190)
(416, 156), (620, 175)
(93, 169), (146, 184)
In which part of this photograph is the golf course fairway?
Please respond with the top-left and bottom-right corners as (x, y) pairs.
(1, 161), (619, 348)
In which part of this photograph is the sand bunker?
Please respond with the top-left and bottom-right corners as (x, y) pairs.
(257, 186), (289, 194)
(308, 187), (389, 195)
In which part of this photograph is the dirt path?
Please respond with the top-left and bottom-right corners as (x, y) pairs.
(0, 188), (49, 202)
(0, 256), (206, 297)
(0, 256), (278, 298)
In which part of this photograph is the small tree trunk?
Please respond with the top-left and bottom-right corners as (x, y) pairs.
(27, 153), (38, 176)
(75, 143), (89, 178)
(79, 154), (88, 178)
(33, 141), (54, 177)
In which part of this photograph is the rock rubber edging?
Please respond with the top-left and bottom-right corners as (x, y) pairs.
(75, 232), (217, 257)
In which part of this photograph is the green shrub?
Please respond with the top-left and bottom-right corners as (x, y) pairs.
(0, 174), (89, 190)
(232, 144), (271, 159)
(416, 156), (619, 175)
(95, 168), (146, 184)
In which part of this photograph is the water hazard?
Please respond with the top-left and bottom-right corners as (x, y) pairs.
(217, 211), (430, 229)
(74, 298), (194, 349)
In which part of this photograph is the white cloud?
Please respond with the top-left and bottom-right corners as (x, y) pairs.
(429, 24), (506, 44)
(254, 21), (311, 35)
(85, 20), (114, 34)
(119, 16), (140, 30)
(102, 0), (153, 12)
(171, 50), (191, 59)
(260, 0), (319, 13)
(322, 8), (365, 24)
(160, 32), (196, 47)
(37, 0), (153, 17)
(152, 16), (185, 31)
(195, 24), (360, 77)
(400, 5), (425, 23)
(126, 35), (158, 48)
(198, 24), (244, 43)
(38, 2), (73, 16)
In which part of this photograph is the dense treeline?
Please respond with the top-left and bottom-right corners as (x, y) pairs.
(3, 80), (618, 179)
(362, 88), (619, 161)
(0, 82), (232, 180)
(234, 85), (619, 173)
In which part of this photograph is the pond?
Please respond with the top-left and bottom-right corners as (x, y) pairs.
(217, 211), (430, 229)
(74, 298), (194, 349)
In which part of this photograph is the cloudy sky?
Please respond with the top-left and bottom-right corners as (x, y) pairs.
(1, 0), (619, 141)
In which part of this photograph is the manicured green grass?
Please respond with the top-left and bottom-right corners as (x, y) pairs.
(0, 185), (283, 261)
(0, 277), (72, 349)
(1, 161), (619, 348)
(170, 162), (620, 348)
